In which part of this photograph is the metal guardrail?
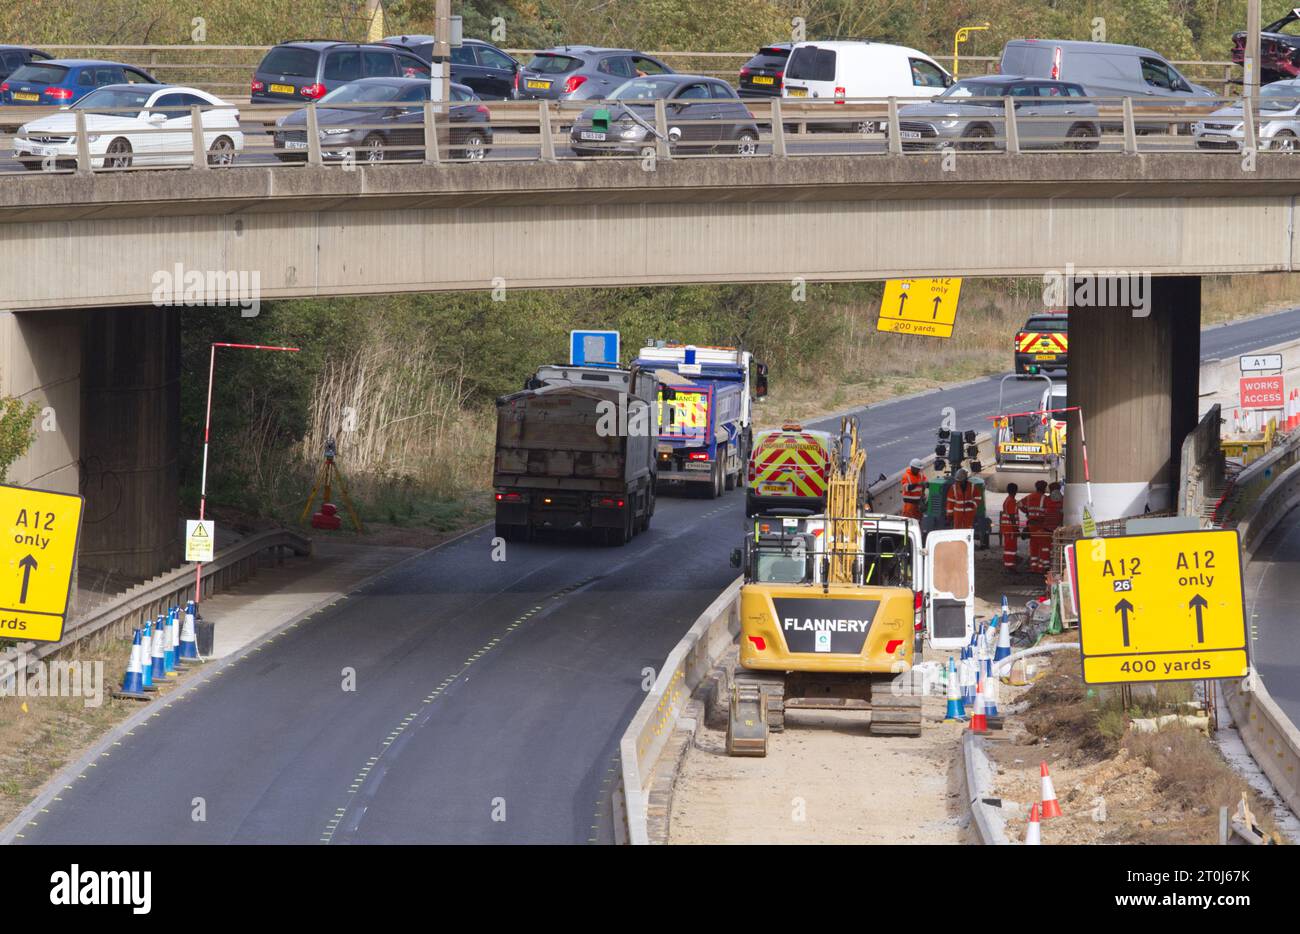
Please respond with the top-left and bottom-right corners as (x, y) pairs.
(0, 90), (1283, 176)
(0, 528), (311, 673)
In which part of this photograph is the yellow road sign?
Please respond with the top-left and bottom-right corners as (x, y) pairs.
(0, 484), (84, 644)
(877, 277), (962, 338)
(1075, 529), (1247, 684)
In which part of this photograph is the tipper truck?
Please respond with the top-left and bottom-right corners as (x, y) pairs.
(633, 342), (765, 498)
(493, 362), (657, 545)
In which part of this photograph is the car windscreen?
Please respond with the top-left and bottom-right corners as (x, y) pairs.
(610, 77), (678, 100)
(260, 47), (319, 77)
(1026, 317), (1068, 331)
(746, 50), (789, 70)
(1261, 82), (1300, 109)
(73, 87), (152, 112)
(940, 81), (1008, 104)
(8, 63), (69, 84)
(319, 83), (404, 104)
(785, 46), (835, 82)
(754, 545), (812, 584)
(526, 54), (581, 74)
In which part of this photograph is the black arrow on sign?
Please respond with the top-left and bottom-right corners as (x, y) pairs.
(897, 291), (908, 316)
(17, 554), (37, 604)
(1114, 598), (1134, 647)
(932, 295), (942, 319)
(1189, 594), (1208, 644)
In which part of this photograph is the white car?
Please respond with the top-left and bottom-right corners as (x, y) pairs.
(13, 83), (243, 170)
(1194, 78), (1300, 152)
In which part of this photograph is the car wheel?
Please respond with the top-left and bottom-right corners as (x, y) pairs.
(960, 125), (994, 151)
(854, 120), (874, 135)
(1273, 130), (1298, 153)
(362, 133), (385, 163)
(735, 130), (759, 156)
(207, 135), (236, 166)
(104, 137), (132, 169)
(1066, 124), (1098, 150)
(455, 131), (487, 161)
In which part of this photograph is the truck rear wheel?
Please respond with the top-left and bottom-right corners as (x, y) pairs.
(705, 458), (722, 499)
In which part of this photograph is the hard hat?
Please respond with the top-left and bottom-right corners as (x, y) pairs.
(956, 468), (969, 480)
(909, 458), (924, 470)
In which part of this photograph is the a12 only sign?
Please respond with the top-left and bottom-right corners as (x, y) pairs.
(0, 484), (85, 644)
(1074, 529), (1248, 685)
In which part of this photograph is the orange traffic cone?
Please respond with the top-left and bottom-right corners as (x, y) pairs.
(1025, 802), (1041, 845)
(1040, 761), (1062, 819)
(969, 676), (989, 734)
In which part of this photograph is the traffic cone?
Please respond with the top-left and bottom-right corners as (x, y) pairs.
(178, 600), (200, 662)
(1040, 761), (1063, 818)
(1233, 408), (1240, 433)
(115, 628), (148, 699)
(163, 611), (178, 678)
(140, 620), (155, 691)
(994, 609), (1012, 664)
(149, 616), (168, 683)
(944, 656), (966, 720)
(961, 647), (976, 707)
(984, 666), (1001, 723)
(1025, 802), (1041, 845)
(969, 676), (989, 734)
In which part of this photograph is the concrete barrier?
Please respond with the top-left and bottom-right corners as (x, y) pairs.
(617, 578), (741, 845)
(963, 733), (1011, 845)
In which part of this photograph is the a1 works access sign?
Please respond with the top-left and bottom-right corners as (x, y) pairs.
(0, 484), (84, 644)
(1075, 529), (1247, 685)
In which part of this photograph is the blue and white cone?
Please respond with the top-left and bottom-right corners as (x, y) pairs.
(163, 612), (178, 677)
(178, 600), (200, 661)
(119, 628), (145, 695)
(944, 656), (966, 720)
(150, 616), (168, 682)
(140, 621), (155, 691)
(994, 609), (1012, 664)
(984, 665), (1000, 718)
(961, 647), (977, 707)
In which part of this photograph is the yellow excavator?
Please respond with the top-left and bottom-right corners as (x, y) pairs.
(726, 417), (975, 755)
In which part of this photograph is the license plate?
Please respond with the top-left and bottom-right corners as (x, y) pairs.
(579, 131), (606, 141)
(269, 83), (295, 95)
(751, 75), (774, 86)
(526, 79), (551, 90)
(759, 482), (793, 495)
(899, 130), (922, 139)
(786, 87), (807, 97)
(283, 140), (307, 150)
(1034, 353), (1057, 360)
(13, 92), (38, 102)
(1201, 133), (1230, 143)
(26, 144), (49, 155)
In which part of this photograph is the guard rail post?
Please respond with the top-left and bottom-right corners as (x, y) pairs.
(190, 104), (208, 170)
(306, 103), (322, 166)
(423, 100), (440, 164)
(1004, 97), (1020, 154)
(655, 99), (672, 160)
(74, 110), (92, 174)
(538, 101), (556, 162)
(1122, 96), (1138, 154)
(886, 96), (902, 155)
(770, 98), (786, 158)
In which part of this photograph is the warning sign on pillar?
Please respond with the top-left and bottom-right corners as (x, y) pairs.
(1239, 375), (1284, 409)
(185, 520), (215, 563)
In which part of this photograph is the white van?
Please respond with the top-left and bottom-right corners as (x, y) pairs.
(782, 40), (951, 111)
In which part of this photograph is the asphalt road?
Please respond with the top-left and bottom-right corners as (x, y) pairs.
(13, 307), (1300, 845)
(1246, 506), (1300, 729)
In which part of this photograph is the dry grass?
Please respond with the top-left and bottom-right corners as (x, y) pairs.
(1203, 273), (1300, 327)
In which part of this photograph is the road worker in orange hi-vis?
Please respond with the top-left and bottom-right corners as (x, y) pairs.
(944, 468), (979, 530)
(900, 458), (927, 521)
(1000, 482), (1020, 571)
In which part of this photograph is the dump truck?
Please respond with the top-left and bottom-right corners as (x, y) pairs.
(726, 417), (974, 755)
(493, 362), (657, 545)
(634, 342), (766, 497)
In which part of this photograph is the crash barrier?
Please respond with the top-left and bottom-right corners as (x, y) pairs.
(12, 46), (1234, 95)
(1, 89), (1282, 175)
(1178, 404), (1224, 524)
(0, 529), (311, 678)
(617, 578), (740, 845)
(1214, 430), (1300, 528)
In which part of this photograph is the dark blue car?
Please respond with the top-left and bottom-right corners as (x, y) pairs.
(0, 59), (157, 106)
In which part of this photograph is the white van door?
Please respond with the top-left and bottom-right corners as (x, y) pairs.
(783, 43), (838, 99)
(924, 528), (975, 649)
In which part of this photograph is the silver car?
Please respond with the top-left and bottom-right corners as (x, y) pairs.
(893, 76), (1101, 150)
(1194, 79), (1300, 152)
(514, 46), (673, 101)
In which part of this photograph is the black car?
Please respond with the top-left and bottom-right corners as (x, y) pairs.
(738, 43), (790, 98)
(382, 35), (519, 99)
(0, 45), (50, 83)
(1234, 11), (1300, 83)
(273, 77), (492, 162)
(251, 40), (430, 103)
(569, 74), (759, 156)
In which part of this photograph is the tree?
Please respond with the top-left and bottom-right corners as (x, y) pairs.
(0, 395), (40, 483)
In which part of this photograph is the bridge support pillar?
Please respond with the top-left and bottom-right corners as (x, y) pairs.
(78, 307), (181, 580)
(1064, 276), (1200, 524)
